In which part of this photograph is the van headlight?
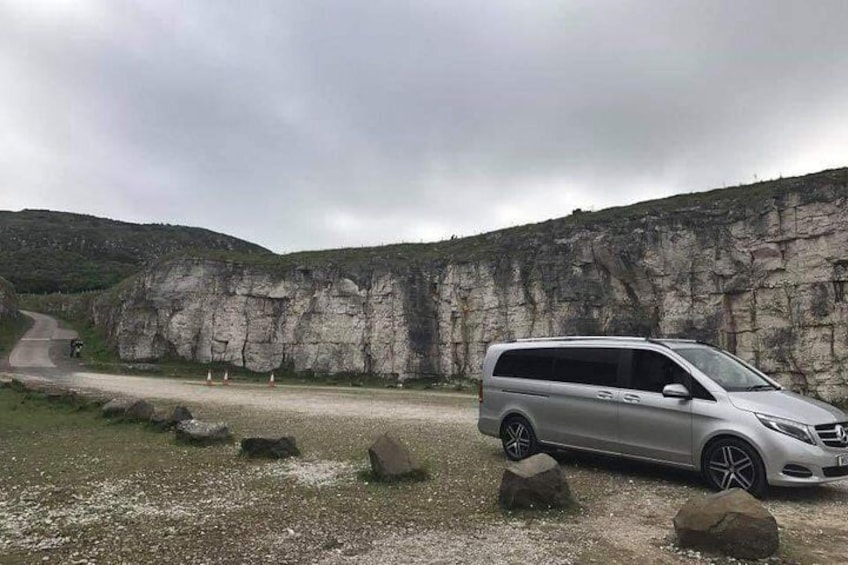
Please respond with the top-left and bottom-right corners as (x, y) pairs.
(756, 413), (816, 445)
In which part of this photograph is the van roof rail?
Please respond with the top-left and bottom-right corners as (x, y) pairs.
(511, 336), (703, 347)
(514, 336), (657, 343)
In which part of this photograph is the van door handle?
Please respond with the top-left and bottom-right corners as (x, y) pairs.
(596, 391), (613, 400)
(623, 394), (641, 404)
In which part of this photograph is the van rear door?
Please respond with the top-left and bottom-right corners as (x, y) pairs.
(545, 347), (623, 455)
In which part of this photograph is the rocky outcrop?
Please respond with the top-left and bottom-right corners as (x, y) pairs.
(0, 276), (19, 320)
(94, 169), (848, 401)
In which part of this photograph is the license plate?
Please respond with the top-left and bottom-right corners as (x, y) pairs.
(839, 455), (848, 467)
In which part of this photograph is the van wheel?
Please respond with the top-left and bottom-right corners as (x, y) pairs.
(702, 438), (767, 497)
(501, 416), (539, 461)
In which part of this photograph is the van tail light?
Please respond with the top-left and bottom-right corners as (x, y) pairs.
(477, 379), (483, 404)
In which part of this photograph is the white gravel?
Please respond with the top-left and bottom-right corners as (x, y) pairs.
(64, 372), (476, 425)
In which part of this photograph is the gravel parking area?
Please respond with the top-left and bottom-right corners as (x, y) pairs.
(2, 372), (848, 564)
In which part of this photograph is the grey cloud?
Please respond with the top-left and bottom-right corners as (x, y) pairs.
(0, 0), (846, 252)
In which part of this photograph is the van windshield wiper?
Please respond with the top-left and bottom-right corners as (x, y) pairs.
(746, 384), (776, 391)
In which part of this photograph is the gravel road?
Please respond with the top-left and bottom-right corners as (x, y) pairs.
(8, 310), (77, 369)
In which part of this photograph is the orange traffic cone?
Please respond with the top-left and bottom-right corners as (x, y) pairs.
(223, 371), (229, 386)
(206, 370), (212, 386)
(269, 373), (276, 388)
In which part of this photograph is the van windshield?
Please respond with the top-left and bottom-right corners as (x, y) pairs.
(675, 347), (777, 392)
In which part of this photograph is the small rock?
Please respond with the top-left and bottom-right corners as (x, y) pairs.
(498, 453), (574, 510)
(241, 437), (300, 459)
(149, 405), (193, 431)
(101, 397), (140, 418)
(124, 399), (155, 422)
(175, 419), (233, 445)
(171, 405), (193, 423)
(367, 433), (424, 480)
(673, 488), (779, 559)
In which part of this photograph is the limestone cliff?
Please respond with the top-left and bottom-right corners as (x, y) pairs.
(97, 168), (848, 401)
(0, 276), (20, 320)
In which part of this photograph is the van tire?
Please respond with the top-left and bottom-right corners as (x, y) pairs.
(501, 416), (539, 461)
(702, 437), (767, 497)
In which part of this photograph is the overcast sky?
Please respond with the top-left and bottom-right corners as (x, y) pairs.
(1, 1), (846, 253)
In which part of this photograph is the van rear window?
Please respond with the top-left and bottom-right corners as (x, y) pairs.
(493, 347), (621, 386)
(552, 348), (620, 386)
(493, 349), (553, 380)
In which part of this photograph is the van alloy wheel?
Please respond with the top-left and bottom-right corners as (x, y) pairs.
(708, 445), (756, 490)
(501, 416), (538, 461)
(702, 438), (766, 496)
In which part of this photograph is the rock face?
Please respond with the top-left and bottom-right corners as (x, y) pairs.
(673, 489), (779, 559)
(241, 437), (300, 459)
(498, 453), (573, 510)
(93, 169), (848, 400)
(175, 420), (233, 445)
(0, 276), (19, 320)
(367, 433), (423, 480)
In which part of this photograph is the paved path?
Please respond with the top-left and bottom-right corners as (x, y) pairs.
(9, 310), (77, 369)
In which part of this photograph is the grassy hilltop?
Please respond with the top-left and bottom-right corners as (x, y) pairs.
(0, 209), (271, 293)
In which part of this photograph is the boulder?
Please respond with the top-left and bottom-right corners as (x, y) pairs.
(367, 433), (424, 480)
(673, 488), (779, 559)
(498, 453), (573, 510)
(124, 399), (155, 422)
(101, 397), (140, 418)
(241, 437), (300, 459)
(149, 405), (193, 431)
(175, 419), (233, 445)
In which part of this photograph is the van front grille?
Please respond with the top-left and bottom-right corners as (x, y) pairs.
(814, 421), (848, 448)
(823, 465), (848, 478)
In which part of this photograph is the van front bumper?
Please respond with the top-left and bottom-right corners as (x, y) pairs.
(762, 437), (848, 487)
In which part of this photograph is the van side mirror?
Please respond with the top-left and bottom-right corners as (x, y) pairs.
(662, 383), (691, 399)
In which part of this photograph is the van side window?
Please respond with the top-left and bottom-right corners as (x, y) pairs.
(493, 349), (553, 380)
(552, 348), (619, 387)
(689, 378), (716, 401)
(630, 350), (689, 393)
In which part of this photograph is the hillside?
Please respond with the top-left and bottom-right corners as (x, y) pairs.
(198, 167), (848, 272)
(0, 210), (271, 293)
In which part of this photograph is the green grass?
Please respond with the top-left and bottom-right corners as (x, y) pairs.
(0, 315), (32, 360)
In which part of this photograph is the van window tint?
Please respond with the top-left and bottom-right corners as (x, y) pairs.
(630, 350), (689, 393)
(552, 348), (620, 387)
(493, 349), (553, 380)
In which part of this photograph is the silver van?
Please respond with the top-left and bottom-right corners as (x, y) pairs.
(477, 337), (848, 495)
